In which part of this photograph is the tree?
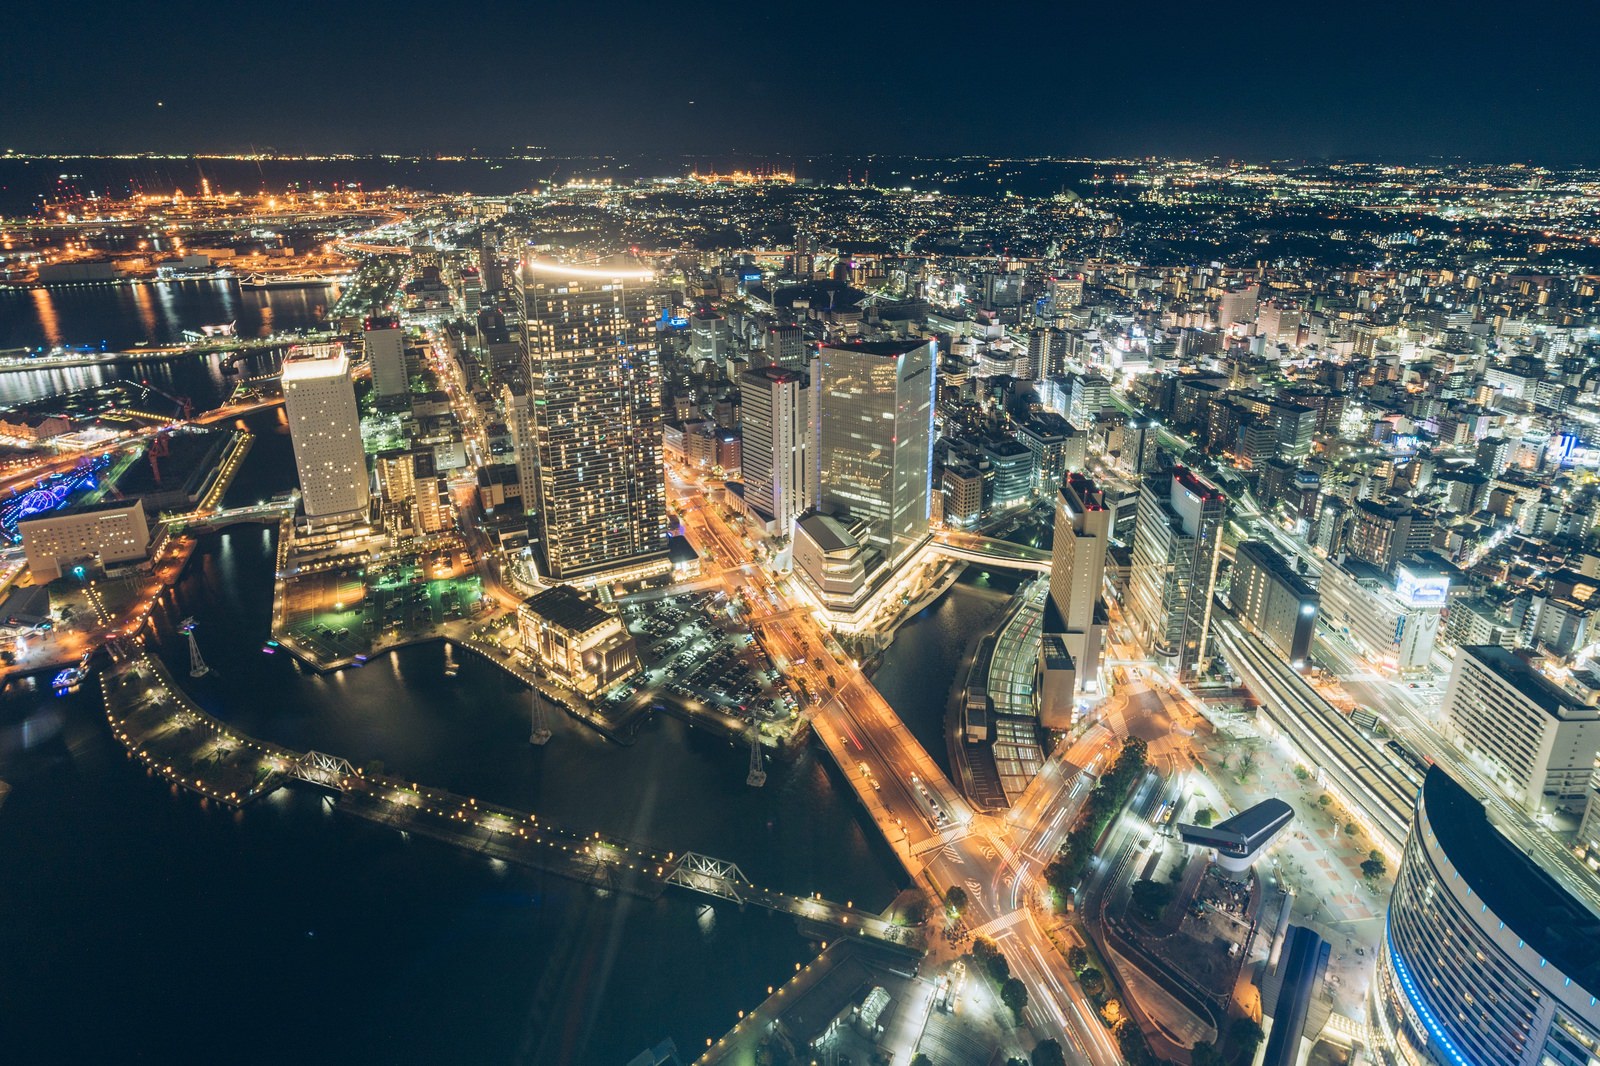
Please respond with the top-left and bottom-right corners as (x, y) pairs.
(971, 937), (1002, 971)
(972, 937), (1011, 982)
(945, 885), (969, 916)
(1344, 821), (1359, 836)
(1066, 946), (1089, 972)
(1191, 1041), (1228, 1066)
(1118, 735), (1149, 773)
(1078, 966), (1105, 997)
(1193, 807), (1215, 827)
(1362, 852), (1388, 880)
(1030, 1039), (1068, 1066)
(1230, 1016), (1266, 1056)
(1129, 878), (1178, 922)
(1000, 976), (1030, 1022)
(1316, 793), (1332, 808)
(1116, 1020), (1157, 1066)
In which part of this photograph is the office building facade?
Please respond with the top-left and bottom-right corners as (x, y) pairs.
(19, 500), (150, 582)
(363, 315), (408, 400)
(1127, 467), (1226, 680)
(1229, 540), (1318, 667)
(514, 257), (669, 583)
(1040, 473), (1111, 721)
(740, 365), (814, 535)
(1376, 768), (1600, 1066)
(1320, 556), (1448, 677)
(281, 344), (370, 522)
(1442, 645), (1600, 813)
(813, 339), (936, 571)
(516, 584), (640, 697)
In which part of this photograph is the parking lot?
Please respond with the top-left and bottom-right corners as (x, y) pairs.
(616, 590), (798, 725)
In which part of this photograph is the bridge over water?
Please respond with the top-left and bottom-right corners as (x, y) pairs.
(162, 498), (298, 534)
(318, 768), (918, 950)
(103, 653), (918, 952)
(930, 531), (1052, 572)
(0, 333), (336, 375)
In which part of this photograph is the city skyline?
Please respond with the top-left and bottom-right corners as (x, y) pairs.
(9, 141), (1600, 1066)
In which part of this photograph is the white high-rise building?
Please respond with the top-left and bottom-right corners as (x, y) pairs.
(1039, 473), (1112, 725)
(363, 315), (408, 400)
(740, 365), (813, 536)
(282, 344), (370, 522)
(1442, 645), (1600, 814)
(502, 385), (538, 517)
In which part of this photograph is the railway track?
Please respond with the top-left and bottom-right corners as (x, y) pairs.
(1211, 610), (1416, 848)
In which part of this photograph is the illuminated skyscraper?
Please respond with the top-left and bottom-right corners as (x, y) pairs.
(740, 365), (814, 536)
(281, 344), (370, 522)
(1040, 474), (1111, 715)
(363, 315), (407, 401)
(1128, 467), (1226, 680)
(812, 339), (936, 571)
(513, 257), (669, 583)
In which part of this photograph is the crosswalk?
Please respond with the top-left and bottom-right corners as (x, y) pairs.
(969, 908), (1030, 938)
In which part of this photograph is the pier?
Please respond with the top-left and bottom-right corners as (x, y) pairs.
(99, 652), (920, 952)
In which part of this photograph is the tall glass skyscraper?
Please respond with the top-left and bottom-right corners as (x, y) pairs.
(813, 339), (936, 571)
(1128, 466), (1225, 680)
(514, 257), (669, 583)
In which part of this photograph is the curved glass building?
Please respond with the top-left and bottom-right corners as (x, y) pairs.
(1375, 768), (1600, 1066)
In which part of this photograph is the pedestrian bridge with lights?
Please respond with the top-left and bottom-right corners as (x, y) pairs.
(274, 748), (920, 951)
(104, 648), (924, 955)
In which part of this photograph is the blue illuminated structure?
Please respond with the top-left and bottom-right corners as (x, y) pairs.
(0, 453), (114, 544)
(1376, 768), (1600, 1066)
(1384, 927), (1474, 1066)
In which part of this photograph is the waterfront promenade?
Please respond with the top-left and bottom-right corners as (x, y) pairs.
(0, 333), (335, 374)
(98, 650), (918, 951)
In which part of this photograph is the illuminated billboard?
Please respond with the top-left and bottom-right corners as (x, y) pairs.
(1394, 564), (1450, 608)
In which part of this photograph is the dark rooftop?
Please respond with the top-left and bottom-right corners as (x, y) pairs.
(821, 338), (931, 358)
(1458, 645), (1596, 722)
(521, 584), (612, 634)
(1421, 767), (1600, 992)
(18, 496), (145, 524)
(743, 365), (804, 385)
(1212, 797), (1295, 844)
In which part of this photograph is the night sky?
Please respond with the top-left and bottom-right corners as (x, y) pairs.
(7, 0), (1599, 162)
